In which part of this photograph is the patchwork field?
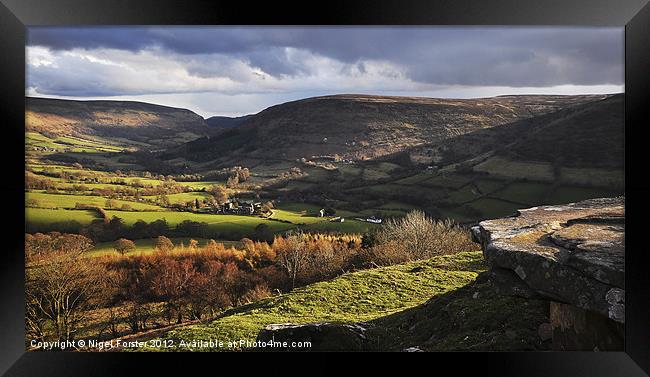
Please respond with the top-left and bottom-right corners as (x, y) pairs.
(86, 237), (241, 257)
(26, 208), (101, 232)
(27, 192), (164, 211)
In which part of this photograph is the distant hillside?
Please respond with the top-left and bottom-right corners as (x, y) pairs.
(412, 93), (624, 169)
(173, 94), (608, 163)
(206, 115), (254, 130)
(26, 97), (213, 149)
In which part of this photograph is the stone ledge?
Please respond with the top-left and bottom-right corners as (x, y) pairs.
(471, 197), (625, 323)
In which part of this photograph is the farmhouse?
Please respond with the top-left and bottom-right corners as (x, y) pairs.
(206, 200), (264, 216)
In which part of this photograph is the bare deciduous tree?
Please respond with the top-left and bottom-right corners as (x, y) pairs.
(275, 232), (310, 289)
(26, 251), (105, 343)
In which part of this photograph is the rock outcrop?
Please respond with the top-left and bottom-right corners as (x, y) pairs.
(256, 323), (368, 351)
(472, 197), (625, 350)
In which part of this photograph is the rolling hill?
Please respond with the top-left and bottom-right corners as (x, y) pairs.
(411, 93), (624, 169)
(26, 97), (214, 149)
(26, 93), (625, 224)
(171, 93), (609, 163)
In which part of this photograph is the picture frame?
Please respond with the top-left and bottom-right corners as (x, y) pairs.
(1, 0), (648, 375)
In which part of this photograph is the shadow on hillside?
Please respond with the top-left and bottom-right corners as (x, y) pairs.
(361, 273), (551, 351)
(250, 271), (552, 352)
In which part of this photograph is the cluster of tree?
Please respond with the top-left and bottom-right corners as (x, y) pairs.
(25, 216), (244, 244)
(207, 184), (229, 204)
(25, 211), (479, 345)
(79, 217), (175, 242)
(25, 233), (103, 343)
(266, 167), (307, 189)
(107, 233), (363, 290)
(26, 172), (93, 194)
(169, 173), (204, 182)
(200, 166), (251, 183)
(91, 181), (191, 199)
(102, 200), (135, 212)
(26, 171), (192, 200)
(25, 173), (57, 191)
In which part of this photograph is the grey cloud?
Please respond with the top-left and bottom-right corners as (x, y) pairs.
(27, 26), (623, 94)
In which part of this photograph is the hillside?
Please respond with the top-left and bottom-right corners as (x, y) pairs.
(131, 251), (550, 352)
(413, 93), (624, 169)
(26, 97), (213, 149)
(172, 94), (607, 163)
(25, 93), (625, 225)
(206, 115), (254, 131)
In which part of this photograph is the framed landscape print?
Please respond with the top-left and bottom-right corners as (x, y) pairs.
(1, 0), (648, 375)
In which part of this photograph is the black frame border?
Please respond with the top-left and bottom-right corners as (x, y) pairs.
(1, 0), (648, 375)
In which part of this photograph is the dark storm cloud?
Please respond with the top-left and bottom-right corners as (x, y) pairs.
(28, 26), (623, 87)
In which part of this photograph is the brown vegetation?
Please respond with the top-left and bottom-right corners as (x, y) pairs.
(25, 210), (478, 345)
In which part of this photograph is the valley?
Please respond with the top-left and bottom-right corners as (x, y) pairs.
(24, 92), (624, 352)
(26, 93), (624, 238)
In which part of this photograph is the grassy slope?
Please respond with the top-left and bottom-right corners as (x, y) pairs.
(26, 208), (100, 232)
(135, 251), (548, 351)
(367, 272), (550, 351)
(103, 210), (295, 234)
(26, 192), (163, 211)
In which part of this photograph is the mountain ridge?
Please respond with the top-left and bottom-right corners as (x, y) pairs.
(171, 93), (613, 164)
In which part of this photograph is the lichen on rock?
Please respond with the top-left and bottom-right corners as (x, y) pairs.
(472, 197), (625, 323)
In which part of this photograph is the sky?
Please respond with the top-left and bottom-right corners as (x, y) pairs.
(26, 27), (624, 118)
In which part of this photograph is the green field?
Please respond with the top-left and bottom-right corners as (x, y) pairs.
(303, 219), (377, 234)
(421, 174), (473, 189)
(270, 209), (327, 225)
(545, 186), (620, 205)
(282, 180), (317, 191)
(102, 210), (295, 236)
(178, 181), (224, 190)
(464, 198), (523, 219)
(25, 193), (373, 239)
(362, 167), (391, 181)
(274, 202), (382, 228)
(474, 179), (506, 195)
(26, 192), (163, 211)
(86, 237), (241, 257)
(394, 173), (432, 185)
(275, 202), (322, 213)
(473, 156), (555, 182)
(26, 132), (124, 153)
(490, 182), (552, 205)
(337, 164), (363, 178)
(447, 184), (481, 204)
(143, 191), (212, 205)
(26, 207), (295, 237)
(26, 208), (100, 232)
(559, 167), (624, 188)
